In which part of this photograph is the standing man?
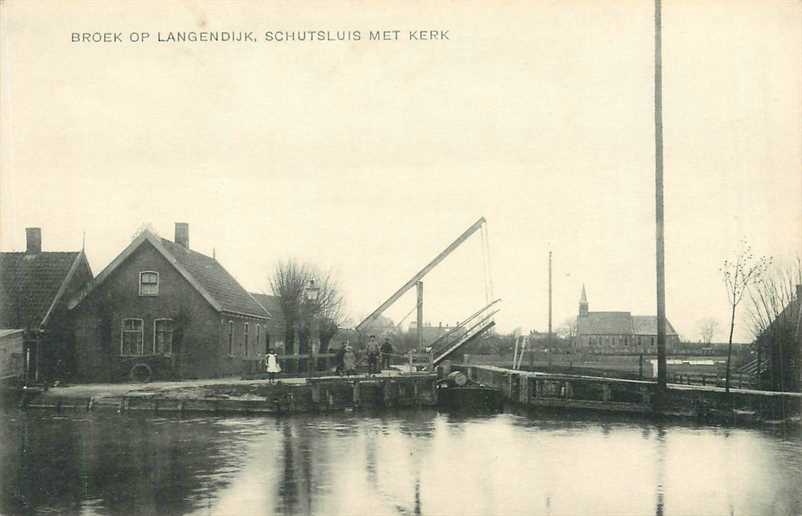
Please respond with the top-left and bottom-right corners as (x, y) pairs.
(333, 340), (346, 375)
(380, 336), (393, 371)
(366, 335), (380, 375)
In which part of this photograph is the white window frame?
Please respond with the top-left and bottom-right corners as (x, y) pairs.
(121, 318), (144, 356)
(139, 271), (160, 297)
(228, 320), (234, 356)
(244, 322), (249, 357)
(153, 318), (174, 355)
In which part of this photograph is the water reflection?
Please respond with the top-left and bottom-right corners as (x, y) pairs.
(1, 408), (800, 516)
(655, 426), (666, 516)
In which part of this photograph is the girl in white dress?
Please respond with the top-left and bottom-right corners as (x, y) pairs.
(264, 349), (281, 383)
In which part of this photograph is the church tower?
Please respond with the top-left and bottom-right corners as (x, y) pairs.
(579, 284), (589, 318)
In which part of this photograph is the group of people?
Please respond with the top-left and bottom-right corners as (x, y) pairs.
(262, 335), (395, 380)
(335, 335), (394, 376)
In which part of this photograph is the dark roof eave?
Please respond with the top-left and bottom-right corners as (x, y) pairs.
(40, 250), (89, 328)
(219, 309), (270, 320)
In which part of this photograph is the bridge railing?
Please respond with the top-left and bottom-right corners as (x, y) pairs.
(272, 351), (434, 377)
(669, 372), (757, 389)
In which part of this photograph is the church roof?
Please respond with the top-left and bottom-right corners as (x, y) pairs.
(578, 312), (678, 336)
(632, 315), (677, 336)
(577, 311), (632, 335)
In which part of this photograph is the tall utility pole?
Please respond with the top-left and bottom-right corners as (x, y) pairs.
(655, 0), (668, 399)
(416, 281), (424, 351)
(548, 250), (552, 349)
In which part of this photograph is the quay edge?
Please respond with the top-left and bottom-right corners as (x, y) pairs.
(9, 373), (439, 416)
(458, 365), (802, 427)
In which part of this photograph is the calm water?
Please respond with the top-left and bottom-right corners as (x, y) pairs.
(1, 408), (800, 516)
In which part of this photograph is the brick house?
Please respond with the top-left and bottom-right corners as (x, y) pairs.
(575, 285), (679, 354)
(69, 224), (270, 382)
(0, 228), (93, 382)
(250, 293), (286, 353)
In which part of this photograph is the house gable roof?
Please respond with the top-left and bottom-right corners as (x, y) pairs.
(757, 294), (801, 342)
(69, 230), (268, 319)
(250, 293), (282, 327)
(0, 250), (91, 329)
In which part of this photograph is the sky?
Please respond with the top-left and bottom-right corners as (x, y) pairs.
(1, 0), (800, 342)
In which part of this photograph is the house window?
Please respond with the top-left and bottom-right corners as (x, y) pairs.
(154, 319), (173, 354)
(139, 271), (159, 296)
(256, 324), (261, 352)
(228, 321), (234, 355)
(121, 318), (144, 355)
(244, 323), (249, 357)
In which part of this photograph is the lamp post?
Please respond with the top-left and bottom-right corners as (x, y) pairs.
(304, 279), (320, 375)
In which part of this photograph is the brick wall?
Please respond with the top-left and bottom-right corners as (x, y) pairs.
(72, 241), (265, 381)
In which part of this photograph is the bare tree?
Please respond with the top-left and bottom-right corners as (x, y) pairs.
(309, 266), (346, 353)
(747, 256), (801, 391)
(720, 241), (771, 394)
(695, 318), (719, 344)
(359, 314), (398, 337)
(556, 317), (577, 346)
(268, 259), (309, 354)
(268, 259), (347, 357)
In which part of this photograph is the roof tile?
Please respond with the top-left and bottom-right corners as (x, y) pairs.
(159, 239), (267, 318)
(0, 252), (80, 329)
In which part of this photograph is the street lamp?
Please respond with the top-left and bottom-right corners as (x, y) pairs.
(304, 279), (320, 374)
(305, 279), (320, 303)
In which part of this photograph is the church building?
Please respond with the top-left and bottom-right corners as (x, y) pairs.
(575, 285), (679, 354)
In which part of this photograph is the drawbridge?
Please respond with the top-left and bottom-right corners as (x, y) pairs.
(356, 217), (499, 368)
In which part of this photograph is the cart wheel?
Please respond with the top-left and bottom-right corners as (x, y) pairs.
(130, 363), (153, 383)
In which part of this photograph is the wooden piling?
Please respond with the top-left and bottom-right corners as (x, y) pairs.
(352, 380), (361, 408)
(382, 381), (392, 408)
(311, 382), (321, 404)
(602, 384), (612, 402)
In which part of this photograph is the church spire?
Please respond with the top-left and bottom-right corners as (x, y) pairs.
(579, 284), (589, 317)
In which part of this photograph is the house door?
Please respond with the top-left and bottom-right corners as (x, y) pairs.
(75, 317), (107, 381)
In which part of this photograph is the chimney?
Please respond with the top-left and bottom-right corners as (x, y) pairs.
(174, 223), (189, 249)
(26, 227), (42, 254)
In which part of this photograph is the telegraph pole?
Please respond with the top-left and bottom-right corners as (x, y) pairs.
(655, 0), (668, 402)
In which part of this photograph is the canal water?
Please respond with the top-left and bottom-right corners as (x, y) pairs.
(1, 408), (800, 516)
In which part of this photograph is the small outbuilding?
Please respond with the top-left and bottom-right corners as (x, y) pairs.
(0, 228), (93, 382)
